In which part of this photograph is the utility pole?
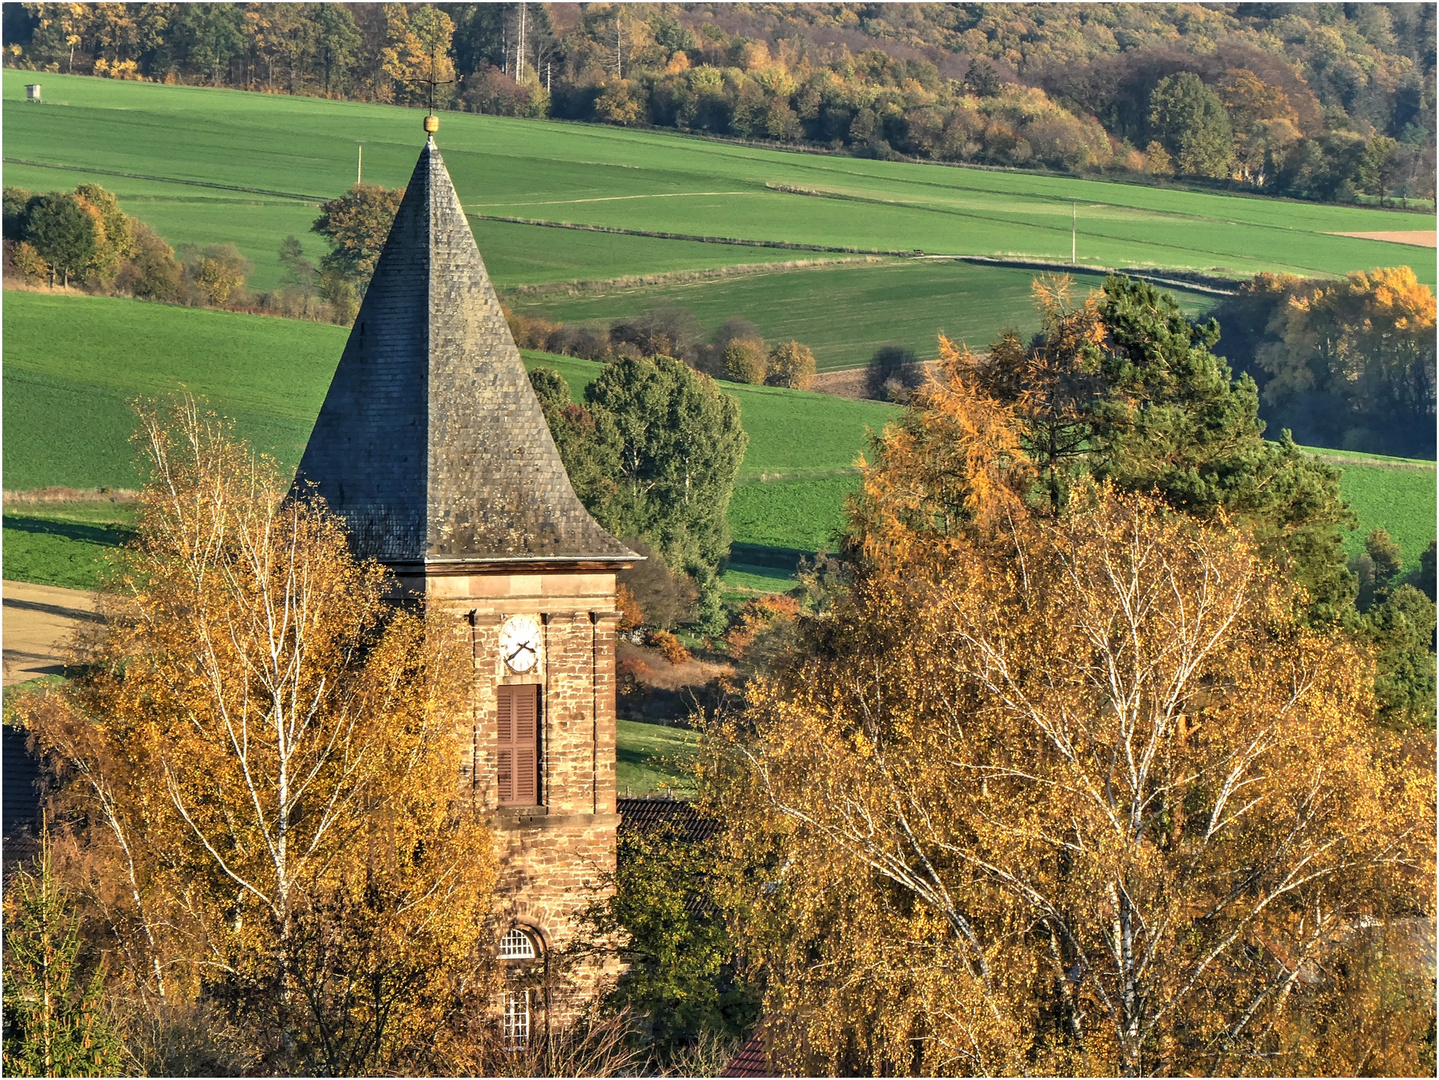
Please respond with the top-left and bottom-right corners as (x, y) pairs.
(1071, 201), (1077, 265)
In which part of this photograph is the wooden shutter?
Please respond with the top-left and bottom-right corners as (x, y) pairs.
(497, 685), (539, 805)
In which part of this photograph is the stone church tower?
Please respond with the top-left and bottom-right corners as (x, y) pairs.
(295, 128), (635, 1010)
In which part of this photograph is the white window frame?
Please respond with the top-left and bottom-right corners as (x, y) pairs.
(499, 927), (537, 959)
(503, 989), (530, 1046)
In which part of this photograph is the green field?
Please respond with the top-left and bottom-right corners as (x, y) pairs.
(513, 259), (1216, 373)
(2, 292), (894, 486)
(616, 719), (700, 797)
(5, 71), (1431, 333)
(1307, 448), (1438, 571)
(1, 501), (135, 590)
(1, 292), (894, 589)
(4, 292), (1431, 601)
(3, 292), (348, 490)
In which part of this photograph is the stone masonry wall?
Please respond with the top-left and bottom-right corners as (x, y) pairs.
(425, 568), (620, 957)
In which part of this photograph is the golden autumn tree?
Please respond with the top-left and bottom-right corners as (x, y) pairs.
(974, 277), (1103, 510)
(380, 3), (455, 107)
(17, 398), (497, 1076)
(705, 360), (1436, 1076)
(1258, 265), (1437, 457)
(847, 334), (1034, 567)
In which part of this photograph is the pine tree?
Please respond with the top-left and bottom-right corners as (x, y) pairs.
(2, 822), (125, 1078)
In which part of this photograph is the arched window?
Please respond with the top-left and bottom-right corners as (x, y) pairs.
(499, 927), (537, 959)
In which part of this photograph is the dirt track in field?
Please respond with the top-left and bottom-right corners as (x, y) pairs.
(1330, 229), (1436, 247)
(2, 582), (98, 686)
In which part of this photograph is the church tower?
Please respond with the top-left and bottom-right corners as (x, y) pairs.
(295, 124), (635, 989)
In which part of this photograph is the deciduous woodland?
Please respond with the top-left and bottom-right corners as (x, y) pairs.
(703, 339), (1435, 1075)
(4, 2), (1434, 204)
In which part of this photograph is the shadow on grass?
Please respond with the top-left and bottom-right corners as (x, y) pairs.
(617, 745), (657, 768)
(1, 515), (134, 547)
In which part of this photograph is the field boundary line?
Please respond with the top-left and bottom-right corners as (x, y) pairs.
(2, 157), (325, 203)
(951, 256), (1240, 295)
(1302, 452), (1435, 472)
(502, 256), (889, 299)
(468, 212), (917, 257)
(763, 182), (1281, 283)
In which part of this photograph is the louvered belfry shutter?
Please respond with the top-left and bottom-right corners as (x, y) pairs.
(497, 685), (540, 805)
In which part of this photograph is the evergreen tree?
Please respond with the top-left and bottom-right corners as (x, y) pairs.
(23, 192), (98, 288)
(1365, 584), (1438, 731)
(585, 355), (747, 577)
(2, 824), (125, 1078)
(1091, 275), (1355, 620)
(1417, 540), (1437, 601)
(1148, 71), (1235, 178)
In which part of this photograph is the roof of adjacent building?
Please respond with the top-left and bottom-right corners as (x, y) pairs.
(720, 1032), (773, 1078)
(295, 136), (633, 568)
(617, 795), (722, 845)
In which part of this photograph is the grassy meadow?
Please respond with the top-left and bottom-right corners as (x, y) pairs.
(616, 719), (700, 797)
(513, 259), (1215, 372)
(1, 292), (896, 590)
(4, 292), (1432, 601)
(4, 71), (1432, 375)
(6, 72), (1427, 283)
(1308, 448), (1438, 570)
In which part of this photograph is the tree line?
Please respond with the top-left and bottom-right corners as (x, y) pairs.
(508, 302), (816, 389)
(2, 182), (360, 326)
(3, 3), (1433, 205)
(1213, 266), (1437, 459)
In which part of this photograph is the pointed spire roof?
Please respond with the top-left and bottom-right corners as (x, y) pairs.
(296, 136), (633, 569)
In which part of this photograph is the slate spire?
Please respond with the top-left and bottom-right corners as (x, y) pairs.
(296, 136), (633, 568)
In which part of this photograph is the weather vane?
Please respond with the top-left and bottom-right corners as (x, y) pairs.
(418, 51), (453, 135)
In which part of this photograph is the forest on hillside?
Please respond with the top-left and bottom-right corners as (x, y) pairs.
(3, 2), (1435, 205)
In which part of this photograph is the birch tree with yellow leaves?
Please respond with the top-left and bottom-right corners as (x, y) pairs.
(706, 347), (1435, 1076)
(18, 398), (496, 1075)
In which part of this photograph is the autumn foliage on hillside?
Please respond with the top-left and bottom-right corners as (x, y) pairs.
(704, 352), (1436, 1076)
(6, 4), (1431, 201)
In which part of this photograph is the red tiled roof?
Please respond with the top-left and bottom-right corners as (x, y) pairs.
(720, 1031), (772, 1077)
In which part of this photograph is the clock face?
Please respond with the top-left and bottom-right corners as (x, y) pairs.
(499, 616), (542, 674)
